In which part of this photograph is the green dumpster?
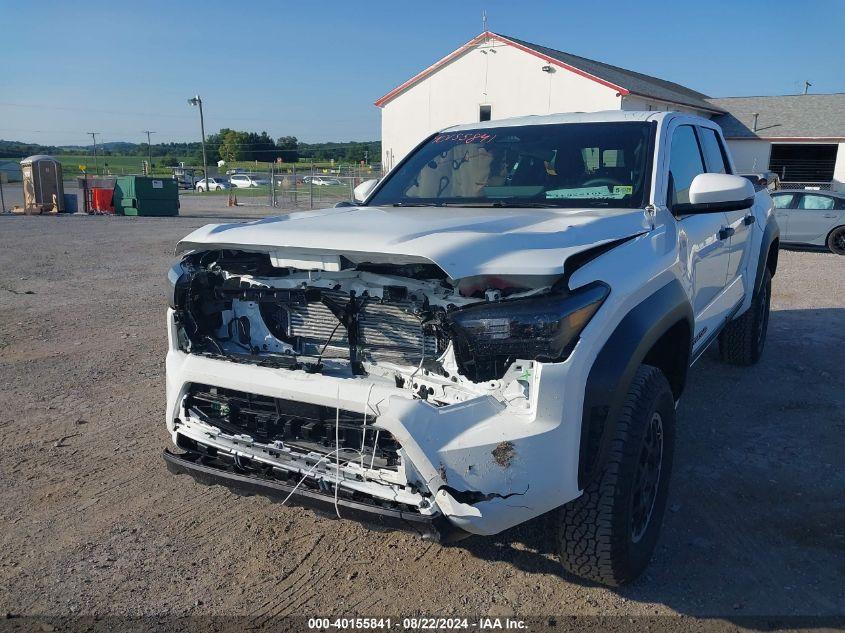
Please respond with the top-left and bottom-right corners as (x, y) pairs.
(113, 176), (179, 216)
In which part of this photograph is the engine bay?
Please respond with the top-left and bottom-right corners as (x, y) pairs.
(169, 249), (595, 409)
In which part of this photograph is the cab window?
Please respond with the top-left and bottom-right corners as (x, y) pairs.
(668, 125), (705, 207)
(697, 127), (730, 174)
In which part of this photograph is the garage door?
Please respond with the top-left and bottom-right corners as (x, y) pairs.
(769, 144), (838, 188)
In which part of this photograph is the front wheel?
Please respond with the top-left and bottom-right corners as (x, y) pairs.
(827, 226), (845, 255)
(556, 365), (676, 586)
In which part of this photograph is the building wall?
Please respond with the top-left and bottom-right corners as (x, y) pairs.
(724, 140), (772, 174)
(380, 41), (622, 169)
(832, 142), (845, 192)
(620, 95), (709, 117)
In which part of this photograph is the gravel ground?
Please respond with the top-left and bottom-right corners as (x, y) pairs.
(0, 212), (843, 629)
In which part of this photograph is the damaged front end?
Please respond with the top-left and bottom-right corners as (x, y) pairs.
(164, 247), (607, 538)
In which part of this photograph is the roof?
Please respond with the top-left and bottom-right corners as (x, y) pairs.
(375, 32), (724, 114)
(444, 110), (672, 132)
(20, 154), (60, 165)
(708, 94), (845, 140)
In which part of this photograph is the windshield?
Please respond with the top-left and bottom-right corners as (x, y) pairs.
(370, 122), (654, 208)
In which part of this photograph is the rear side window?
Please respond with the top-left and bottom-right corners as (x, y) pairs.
(698, 127), (730, 174)
(799, 194), (835, 210)
(668, 125), (705, 206)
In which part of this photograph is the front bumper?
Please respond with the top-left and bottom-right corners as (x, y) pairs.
(165, 311), (585, 537)
(163, 449), (466, 541)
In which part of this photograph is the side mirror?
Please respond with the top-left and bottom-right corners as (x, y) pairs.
(353, 179), (379, 203)
(675, 173), (755, 214)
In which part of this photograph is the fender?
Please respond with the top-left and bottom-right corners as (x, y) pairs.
(578, 279), (693, 488)
(753, 215), (780, 295)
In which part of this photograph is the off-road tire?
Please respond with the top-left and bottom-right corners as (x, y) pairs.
(827, 226), (845, 256)
(557, 364), (676, 586)
(718, 268), (771, 365)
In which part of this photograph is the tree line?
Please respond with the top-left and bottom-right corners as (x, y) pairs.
(0, 133), (381, 166)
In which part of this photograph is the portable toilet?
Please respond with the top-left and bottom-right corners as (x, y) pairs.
(20, 155), (65, 213)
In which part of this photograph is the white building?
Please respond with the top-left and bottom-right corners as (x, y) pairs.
(376, 32), (845, 192)
(708, 94), (845, 191)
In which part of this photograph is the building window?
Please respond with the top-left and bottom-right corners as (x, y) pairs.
(479, 105), (491, 122)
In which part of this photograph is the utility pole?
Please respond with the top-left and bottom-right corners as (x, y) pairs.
(188, 95), (209, 191)
(143, 130), (155, 175)
(87, 132), (99, 175)
(803, 80), (812, 95)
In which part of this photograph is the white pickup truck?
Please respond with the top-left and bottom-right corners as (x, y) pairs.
(163, 111), (779, 585)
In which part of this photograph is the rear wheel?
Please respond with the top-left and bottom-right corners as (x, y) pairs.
(556, 365), (676, 586)
(718, 268), (771, 365)
(827, 226), (845, 255)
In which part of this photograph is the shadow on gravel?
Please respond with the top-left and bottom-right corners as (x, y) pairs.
(457, 307), (845, 621)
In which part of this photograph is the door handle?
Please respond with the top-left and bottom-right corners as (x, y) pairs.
(743, 214), (755, 226)
(823, 214), (837, 218)
(718, 227), (735, 240)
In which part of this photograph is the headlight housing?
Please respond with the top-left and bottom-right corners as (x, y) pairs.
(448, 282), (609, 382)
(166, 260), (190, 309)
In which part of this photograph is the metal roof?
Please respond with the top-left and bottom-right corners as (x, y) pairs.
(708, 94), (845, 140)
(497, 33), (724, 114)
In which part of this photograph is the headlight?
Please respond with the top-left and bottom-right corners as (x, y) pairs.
(448, 282), (609, 382)
(166, 260), (190, 309)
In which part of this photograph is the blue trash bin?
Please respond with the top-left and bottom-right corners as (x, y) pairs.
(63, 193), (78, 213)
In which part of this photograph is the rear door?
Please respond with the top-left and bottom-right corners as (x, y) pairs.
(697, 125), (752, 285)
(789, 193), (840, 243)
(666, 124), (732, 345)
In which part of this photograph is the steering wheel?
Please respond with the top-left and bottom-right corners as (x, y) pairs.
(582, 176), (624, 188)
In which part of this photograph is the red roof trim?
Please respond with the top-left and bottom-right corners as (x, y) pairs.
(374, 32), (628, 108)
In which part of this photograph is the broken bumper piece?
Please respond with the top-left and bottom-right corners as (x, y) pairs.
(162, 449), (467, 542)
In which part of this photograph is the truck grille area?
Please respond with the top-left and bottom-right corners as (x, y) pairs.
(276, 289), (439, 364)
(182, 383), (401, 470)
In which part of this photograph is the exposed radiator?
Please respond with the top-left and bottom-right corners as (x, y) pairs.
(287, 292), (438, 364)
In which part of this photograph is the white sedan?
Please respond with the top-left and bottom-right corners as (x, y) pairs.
(195, 177), (230, 192)
(230, 174), (269, 188)
(312, 176), (342, 186)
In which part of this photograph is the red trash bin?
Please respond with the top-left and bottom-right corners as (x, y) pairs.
(91, 187), (114, 214)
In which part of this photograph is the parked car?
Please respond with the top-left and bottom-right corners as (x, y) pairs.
(229, 174), (269, 188)
(163, 111), (779, 586)
(771, 190), (845, 254)
(740, 172), (781, 192)
(311, 176), (342, 186)
(195, 177), (230, 192)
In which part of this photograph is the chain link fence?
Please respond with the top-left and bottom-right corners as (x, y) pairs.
(181, 163), (383, 210)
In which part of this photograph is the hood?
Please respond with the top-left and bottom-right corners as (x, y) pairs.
(176, 205), (650, 279)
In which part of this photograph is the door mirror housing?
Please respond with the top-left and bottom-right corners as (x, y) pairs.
(674, 173), (756, 214)
(353, 179), (379, 203)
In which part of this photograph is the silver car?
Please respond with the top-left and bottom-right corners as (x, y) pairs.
(771, 190), (845, 255)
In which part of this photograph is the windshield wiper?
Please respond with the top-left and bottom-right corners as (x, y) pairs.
(491, 201), (560, 208)
(391, 202), (444, 207)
